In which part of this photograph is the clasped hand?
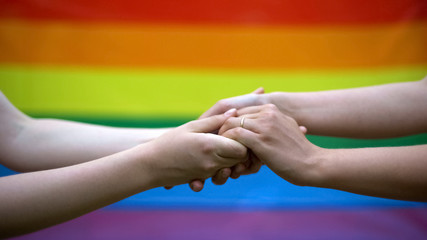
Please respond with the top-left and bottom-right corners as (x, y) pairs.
(151, 99), (315, 192)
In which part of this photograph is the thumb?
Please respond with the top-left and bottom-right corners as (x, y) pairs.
(186, 108), (237, 133)
(252, 87), (264, 94)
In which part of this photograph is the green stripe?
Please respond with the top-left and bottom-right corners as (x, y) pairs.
(27, 114), (427, 148)
(1, 64), (426, 117)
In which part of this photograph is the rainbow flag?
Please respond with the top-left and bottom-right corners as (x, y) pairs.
(1, 1), (427, 239)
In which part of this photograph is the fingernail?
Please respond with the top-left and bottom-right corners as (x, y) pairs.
(224, 108), (237, 117)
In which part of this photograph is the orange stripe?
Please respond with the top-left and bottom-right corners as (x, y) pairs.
(0, 20), (426, 69)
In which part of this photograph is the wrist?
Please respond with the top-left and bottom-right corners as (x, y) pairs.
(268, 92), (303, 122)
(125, 143), (164, 190)
(295, 146), (332, 188)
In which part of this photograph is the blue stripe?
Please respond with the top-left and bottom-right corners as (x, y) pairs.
(106, 166), (427, 210)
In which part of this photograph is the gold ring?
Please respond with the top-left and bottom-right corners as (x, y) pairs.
(240, 116), (246, 128)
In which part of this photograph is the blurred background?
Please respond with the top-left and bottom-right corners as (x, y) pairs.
(0, 0), (427, 239)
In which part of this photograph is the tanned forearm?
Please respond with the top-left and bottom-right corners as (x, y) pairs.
(269, 79), (427, 138)
(312, 145), (427, 201)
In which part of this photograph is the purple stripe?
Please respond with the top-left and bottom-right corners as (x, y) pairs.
(13, 208), (427, 240)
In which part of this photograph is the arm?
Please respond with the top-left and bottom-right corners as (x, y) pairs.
(202, 77), (427, 138)
(317, 145), (427, 201)
(0, 91), (225, 192)
(0, 91), (170, 172)
(270, 78), (427, 138)
(0, 111), (247, 238)
(220, 104), (427, 201)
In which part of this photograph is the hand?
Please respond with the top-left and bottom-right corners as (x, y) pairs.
(199, 87), (267, 119)
(189, 89), (307, 190)
(146, 109), (248, 189)
(219, 104), (320, 186)
(184, 88), (266, 190)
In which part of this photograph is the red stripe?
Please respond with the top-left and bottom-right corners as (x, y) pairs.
(1, 0), (426, 25)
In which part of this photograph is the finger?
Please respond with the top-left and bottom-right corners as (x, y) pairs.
(222, 127), (260, 152)
(189, 179), (205, 192)
(218, 115), (259, 135)
(212, 168), (232, 185)
(200, 88), (264, 119)
(186, 109), (236, 133)
(299, 126), (308, 135)
(199, 103), (227, 119)
(228, 152), (263, 178)
(230, 163), (246, 179)
(240, 154), (263, 175)
(236, 159), (251, 176)
(252, 87), (264, 94)
(236, 105), (265, 116)
(210, 134), (248, 160)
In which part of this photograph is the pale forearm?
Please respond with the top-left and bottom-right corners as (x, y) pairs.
(269, 79), (427, 138)
(311, 145), (427, 201)
(0, 112), (248, 238)
(0, 144), (156, 238)
(3, 118), (171, 172)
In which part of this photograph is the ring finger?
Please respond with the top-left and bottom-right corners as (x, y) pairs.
(218, 114), (259, 135)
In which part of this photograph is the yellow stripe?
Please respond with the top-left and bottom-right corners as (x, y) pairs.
(0, 20), (426, 69)
(0, 64), (426, 117)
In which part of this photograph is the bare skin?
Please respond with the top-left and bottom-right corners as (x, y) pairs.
(202, 77), (427, 200)
(220, 104), (427, 201)
(0, 96), (247, 238)
(0, 91), (169, 172)
(203, 78), (427, 138)
(0, 91), (231, 192)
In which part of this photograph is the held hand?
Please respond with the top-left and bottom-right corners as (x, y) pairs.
(146, 109), (248, 189)
(208, 108), (307, 183)
(219, 104), (320, 186)
(189, 88), (266, 189)
(199, 88), (266, 119)
(189, 91), (307, 190)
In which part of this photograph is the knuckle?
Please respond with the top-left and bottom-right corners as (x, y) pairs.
(199, 139), (215, 154)
(223, 118), (234, 128)
(234, 127), (245, 135)
(259, 132), (273, 143)
(202, 161), (217, 173)
(265, 103), (278, 111)
(262, 104), (279, 116)
(226, 127), (246, 141)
